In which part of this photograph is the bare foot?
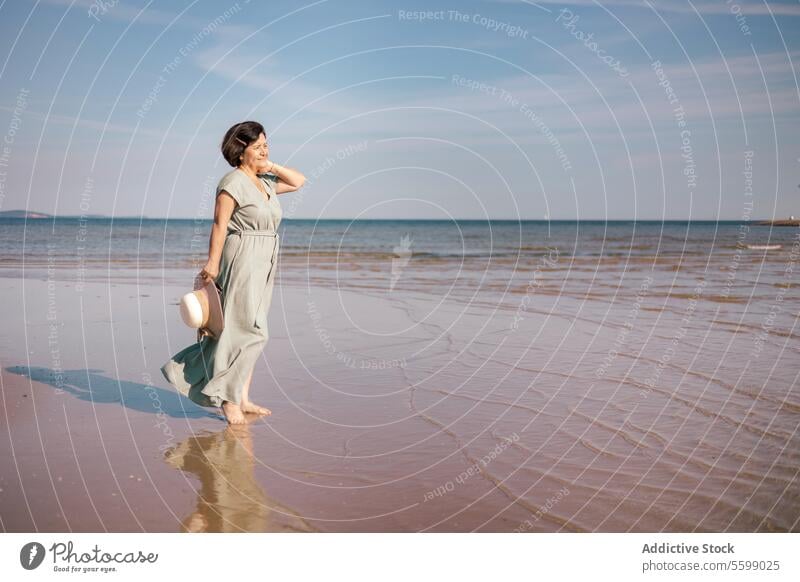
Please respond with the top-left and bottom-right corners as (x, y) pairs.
(241, 400), (272, 416)
(221, 400), (246, 424)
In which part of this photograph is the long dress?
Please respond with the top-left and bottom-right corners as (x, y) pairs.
(160, 168), (282, 408)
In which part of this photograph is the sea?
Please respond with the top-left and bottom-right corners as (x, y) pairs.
(2, 217), (798, 299)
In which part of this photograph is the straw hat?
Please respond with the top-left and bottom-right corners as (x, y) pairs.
(179, 276), (224, 340)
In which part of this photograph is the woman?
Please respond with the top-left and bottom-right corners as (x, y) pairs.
(161, 121), (306, 424)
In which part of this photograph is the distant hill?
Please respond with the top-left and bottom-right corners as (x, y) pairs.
(0, 210), (107, 219)
(0, 210), (54, 218)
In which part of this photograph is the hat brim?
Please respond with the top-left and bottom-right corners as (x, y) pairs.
(206, 279), (225, 338)
(199, 279), (225, 339)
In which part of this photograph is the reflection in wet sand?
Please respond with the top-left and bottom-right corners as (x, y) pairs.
(163, 422), (317, 532)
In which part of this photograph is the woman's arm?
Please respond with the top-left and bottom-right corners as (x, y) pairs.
(199, 191), (236, 284)
(268, 161), (306, 194)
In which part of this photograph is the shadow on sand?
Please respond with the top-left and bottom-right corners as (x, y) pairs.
(5, 365), (216, 419)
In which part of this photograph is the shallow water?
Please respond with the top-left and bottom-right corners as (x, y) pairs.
(1, 218), (798, 531)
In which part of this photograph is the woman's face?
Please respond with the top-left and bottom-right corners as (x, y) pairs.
(240, 132), (270, 172)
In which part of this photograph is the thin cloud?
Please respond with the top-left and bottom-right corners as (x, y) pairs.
(37, 0), (255, 33)
(494, 0), (800, 17)
(0, 103), (190, 139)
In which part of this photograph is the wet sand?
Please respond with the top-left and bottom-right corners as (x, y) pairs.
(1, 274), (798, 532)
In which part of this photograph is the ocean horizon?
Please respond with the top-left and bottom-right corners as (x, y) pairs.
(0, 215), (789, 222)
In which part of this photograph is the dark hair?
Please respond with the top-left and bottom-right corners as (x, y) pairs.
(220, 121), (265, 167)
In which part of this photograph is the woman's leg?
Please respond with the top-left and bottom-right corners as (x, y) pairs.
(240, 363), (271, 416)
(221, 356), (250, 425)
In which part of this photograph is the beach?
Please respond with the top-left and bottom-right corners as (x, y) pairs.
(1, 219), (798, 532)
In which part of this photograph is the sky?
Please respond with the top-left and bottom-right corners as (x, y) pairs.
(0, 0), (798, 220)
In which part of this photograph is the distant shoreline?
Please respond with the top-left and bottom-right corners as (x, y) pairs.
(753, 218), (800, 226)
(0, 211), (797, 224)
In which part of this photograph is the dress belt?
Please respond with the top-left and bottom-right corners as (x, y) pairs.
(229, 229), (278, 237)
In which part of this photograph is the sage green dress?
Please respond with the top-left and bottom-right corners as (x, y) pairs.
(160, 168), (282, 408)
